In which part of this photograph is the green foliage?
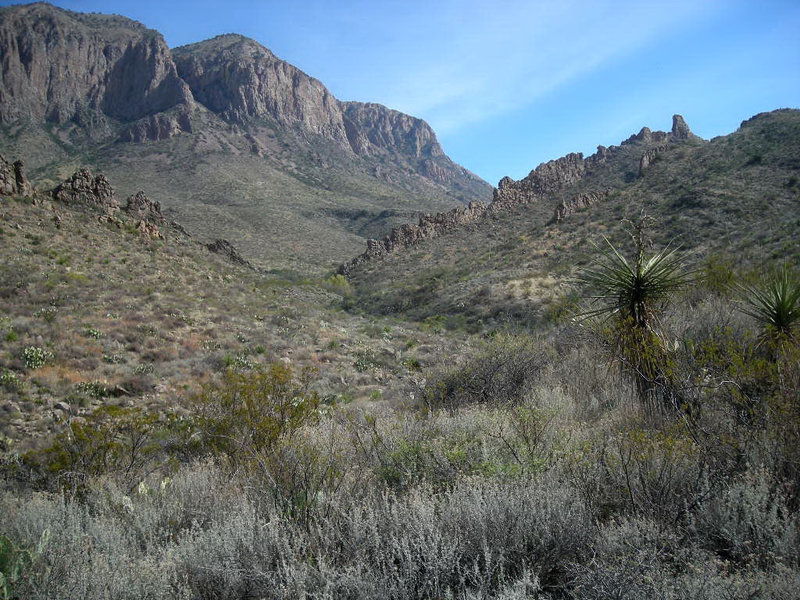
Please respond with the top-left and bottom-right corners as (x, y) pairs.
(0, 370), (21, 392)
(322, 273), (351, 296)
(738, 264), (800, 348)
(22, 406), (195, 495)
(74, 380), (109, 398)
(32, 306), (58, 322)
(195, 364), (321, 462)
(577, 236), (690, 330)
(701, 254), (737, 295)
(133, 363), (154, 375)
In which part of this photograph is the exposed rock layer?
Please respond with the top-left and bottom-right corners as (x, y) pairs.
(206, 239), (254, 270)
(552, 191), (609, 223)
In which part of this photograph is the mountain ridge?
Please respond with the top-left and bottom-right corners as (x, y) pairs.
(339, 114), (703, 275)
(0, 2), (490, 272)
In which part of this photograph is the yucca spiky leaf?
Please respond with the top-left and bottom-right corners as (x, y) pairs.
(576, 237), (691, 329)
(738, 265), (800, 344)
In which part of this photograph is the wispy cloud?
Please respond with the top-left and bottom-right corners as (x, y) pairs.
(361, 0), (717, 133)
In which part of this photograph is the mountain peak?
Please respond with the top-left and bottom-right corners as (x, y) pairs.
(0, 1), (192, 129)
(671, 114), (693, 140)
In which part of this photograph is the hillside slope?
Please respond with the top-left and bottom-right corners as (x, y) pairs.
(344, 110), (800, 329)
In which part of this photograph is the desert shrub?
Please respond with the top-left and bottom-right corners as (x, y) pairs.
(173, 496), (300, 600)
(195, 364), (321, 466)
(700, 254), (737, 295)
(576, 220), (692, 412)
(737, 263), (800, 352)
(0, 491), (192, 600)
(567, 423), (705, 523)
(322, 273), (351, 296)
(74, 380), (109, 398)
(21, 406), (196, 495)
(0, 530), (49, 600)
(0, 264), (30, 298)
(690, 467), (799, 567)
(568, 518), (682, 599)
(424, 333), (547, 411)
(0, 370), (21, 392)
(570, 517), (800, 599)
(303, 474), (591, 597)
(438, 475), (591, 588)
(116, 374), (154, 395)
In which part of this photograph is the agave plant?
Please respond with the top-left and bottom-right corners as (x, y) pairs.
(577, 233), (691, 410)
(738, 264), (800, 349)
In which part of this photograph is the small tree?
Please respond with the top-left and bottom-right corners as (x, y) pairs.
(577, 217), (691, 411)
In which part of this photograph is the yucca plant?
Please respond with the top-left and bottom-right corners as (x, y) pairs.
(738, 264), (800, 350)
(578, 238), (689, 329)
(577, 228), (691, 411)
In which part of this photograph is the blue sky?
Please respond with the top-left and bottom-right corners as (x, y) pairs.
(4, 0), (799, 184)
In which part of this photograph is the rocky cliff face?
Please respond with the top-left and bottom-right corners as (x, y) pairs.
(173, 36), (448, 160)
(172, 35), (347, 141)
(0, 3), (193, 140)
(0, 5), (488, 203)
(342, 102), (444, 158)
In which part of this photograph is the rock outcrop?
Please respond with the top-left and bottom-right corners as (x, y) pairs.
(124, 191), (164, 224)
(123, 190), (164, 237)
(670, 114), (694, 141)
(0, 155), (32, 197)
(493, 153), (587, 206)
(340, 114), (702, 275)
(52, 169), (116, 209)
(339, 201), (487, 275)
(206, 239), (254, 269)
(552, 191), (609, 223)
(638, 145), (667, 176)
(0, 3), (193, 140)
(118, 107), (193, 143)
